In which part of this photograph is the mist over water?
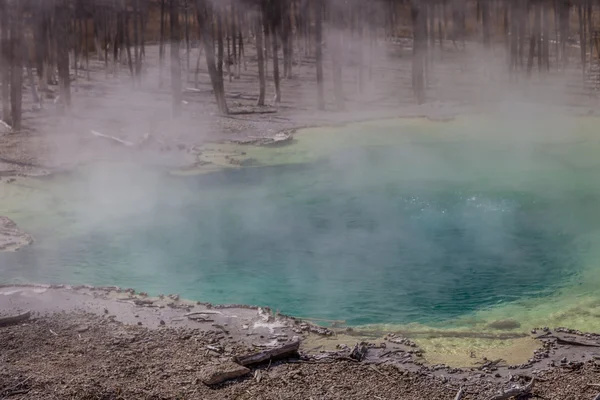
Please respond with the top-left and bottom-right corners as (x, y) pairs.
(3, 115), (600, 329)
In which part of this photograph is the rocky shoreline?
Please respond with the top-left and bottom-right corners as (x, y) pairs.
(2, 284), (600, 399)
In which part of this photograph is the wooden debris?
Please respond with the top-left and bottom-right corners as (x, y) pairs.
(486, 378), (534, 400)
(206, 345), (223, 353)
(199, 361), (250, 385)
(350, 343), (369, 361)
(187, 315), (214, 323)
(234, 341), (300, 367)
(185, 310), (223, 316)
(0, 310), (31, 327)
(454, 387), (464, 400)
(90, 130), (135, 147)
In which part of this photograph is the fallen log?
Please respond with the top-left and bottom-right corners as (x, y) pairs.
(0, 310), (31, 327)
(486, 378), (534, 400)
(200, 361), (250, 385)
(454, 387), (464, 400)
(90, 130), (135, 147)
(233, 341), (300, 367)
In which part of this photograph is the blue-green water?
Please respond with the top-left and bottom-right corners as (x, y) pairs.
(3, 116), (600, 329)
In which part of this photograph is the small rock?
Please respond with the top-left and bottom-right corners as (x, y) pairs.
(199, 362), (251, 385)
(159, 320), (166, 326)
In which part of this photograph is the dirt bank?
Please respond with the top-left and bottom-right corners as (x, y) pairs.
(2, 285), (600, 399)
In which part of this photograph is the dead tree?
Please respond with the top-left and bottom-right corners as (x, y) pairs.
(8, 1), (22, 128)
(314, 0), (325, 110)
(255, 7), (266, 106)
(527, 2), (541, 76)
(0, 0), (11, 124)
(481, 0), (491, 47)
(196, 0), (229, 115)
(329, 0), (344, 111)
(282, 0), (292, 79)
(159, 0), (166, 87)
(263, 0), (281, 103)
(412, 0), (426, 104)
(56, 0), (71, 108)
(216, 3), (225, 97)
(170, 0), (182, 116)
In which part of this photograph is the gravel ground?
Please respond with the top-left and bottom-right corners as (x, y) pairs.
(2, 312), (600, 400)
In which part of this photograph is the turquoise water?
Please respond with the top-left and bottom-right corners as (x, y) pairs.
(3, 116), (600, 329)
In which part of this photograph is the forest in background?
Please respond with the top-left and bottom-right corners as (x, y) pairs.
(0, 0), (598, 132)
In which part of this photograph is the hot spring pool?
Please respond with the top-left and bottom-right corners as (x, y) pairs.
(3, 114), (600, 335)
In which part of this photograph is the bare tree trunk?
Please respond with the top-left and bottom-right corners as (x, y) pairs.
(518, 2), (526, 69)
(527, 3), (541, 77)
(412, 0), (426, 104)
(282, 0), (292, 79)
(196, 0), (228, 115)
(140, 0), (146, 60)
(238, 8), (245, 72)
(56, 1), (71, 109)
(266, 0), (281, 104)
(579, 3), (586, 78)
(124, 12), (135, 79)
(9, 3), (22, 130)
(0, 0), (11, 124)
(356, 1), (365, 94)
(314, 0), (325, 110)
(559, 0), (570, 70)
(330, 3), (344, 111)
(542, 3), (550, 71)
(256, 11), (266, 106)
(159, 0), (166, 87)
(133, 0), (141, 85)
(481, 0), (490, 47)
(170, 0), (182, 116)
(587, 1), (592, 74)
(185, 0), (190, 75)
(226, 8), (232, 82)
(231, 3), (238, 78)
(216, 3), (226, 93)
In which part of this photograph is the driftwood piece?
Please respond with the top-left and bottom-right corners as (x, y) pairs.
(90, 130), (135, 147)
(233, 341), (300, 367)
(0, 310), (31, 327)
(200, 361), (250, 385)
(487, 378), (534, 400)
(350, 343), (369, 361)
(185, 310), (222, 316)
(454, 387), (464, 400)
